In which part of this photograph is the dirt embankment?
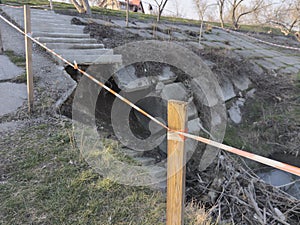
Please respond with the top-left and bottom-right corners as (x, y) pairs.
(62, 18), (300, 223)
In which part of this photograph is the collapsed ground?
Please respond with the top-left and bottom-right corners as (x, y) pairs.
(65, 15), (300, 224)
(1, 6), (300, 225)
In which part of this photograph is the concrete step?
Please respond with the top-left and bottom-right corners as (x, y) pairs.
(32, 32), (90, 38)
(53, 54), (122, 65)
(31, 21), (72, 26)
(32, 26), (84, 33)
(62, 54), (122, 65)
(36, 37), (97, 44)
(55, 49), (114, 56)
(113, 65), (152, 92)
(44, 43), (104, 50)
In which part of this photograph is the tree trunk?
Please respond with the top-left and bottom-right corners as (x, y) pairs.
(49, 0), (53, 10)
(70, 0), (91, 15)
(199, 16), (204, 44)
(83, 0), (91, 15)
(218, 0), (225, 28)
(219, 9), (224, 28)
(126, 0), (129, 27)
(157, 7), (162, 22)
(232, 9), (239, 29)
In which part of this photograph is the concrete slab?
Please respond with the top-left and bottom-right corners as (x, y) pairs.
(87, 18), (115, 27)
(161, 83), (188, 101)
(169, 24), (200, 33)
(158, 66), (177, 84)
(203, 34), (226, 42)
(61, 54), (122, 65)
(186, 41), (205, 50)
(254, 49), (281, 58)
(279, 66), (300, 74)
(32, 26), (84, 33)
(126, 28), (153, 39)
(111, 20), (136, 28)
(202, 41), (233, 50)
(254, 59), (280, 71)
(44, 43), (104, 49)
(134, 21), (153, 29)
(0, 55), (24, 81)
(234, 49), (261, 59)
(228, 98), (245, 124)
(152, 31), (171, 40)
(114, 65), (151, 92)
(187, 102), (198, 120)
(186, 118), (202, 159)
(220, 77), (236, 101)
(228, 105), (241, 124)
(54, 49), (114, 56)
(265, 57), (286, 68)
(32, 32), (90, 38)
(171, 31), (189, 41)
(272, 56), (300, 66)
(36, 37), (97, 44)
(230, 75), (252, 91)
(0, 83), (27, 116)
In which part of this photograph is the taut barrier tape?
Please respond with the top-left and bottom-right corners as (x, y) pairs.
(0, 10), (300, 177)
(210, 24), (300, 52)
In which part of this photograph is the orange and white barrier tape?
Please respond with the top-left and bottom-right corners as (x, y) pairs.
(0, 11), (300, 177)
(0, 4), (23, 9)
(211, 24), (300, 52)
(176, 131), (300, 177)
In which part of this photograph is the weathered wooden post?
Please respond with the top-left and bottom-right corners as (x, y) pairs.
(24, 5), (33, 113)
(126, 0), (129, 27)
(166, 100), (187, 225)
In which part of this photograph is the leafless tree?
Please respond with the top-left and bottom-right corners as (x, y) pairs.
(217, 0), (225, 28)
(172, 0), (183, 18)
(70, 0), (91, 15)
(193, 0), (210, 44)
(227, 0), (264, 29)
(154, 0), (169, 22)
(268, 0), (300, 35)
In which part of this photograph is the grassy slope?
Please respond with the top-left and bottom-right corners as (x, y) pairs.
(0, 121), (167, 224)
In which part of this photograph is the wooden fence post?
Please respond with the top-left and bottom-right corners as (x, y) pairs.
(166, 100), (187, 225)
(49, 0), (53, 10)
(24, 5), (33, 113)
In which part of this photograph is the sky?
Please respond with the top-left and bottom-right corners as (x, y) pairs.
(53, 0), (201, 19)
(53, 0), (284, 21)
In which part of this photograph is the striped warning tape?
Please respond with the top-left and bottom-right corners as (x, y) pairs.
(0, 4), (23, 9)
(210, 24), (300, 52)
(0, 12), (299, 177)
(0, 4), (50, 9)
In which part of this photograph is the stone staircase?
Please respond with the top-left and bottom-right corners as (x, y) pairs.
(0, 5), (122, 65)
(0, 5), (168, 190)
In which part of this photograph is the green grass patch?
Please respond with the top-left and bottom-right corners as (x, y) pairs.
(0, 119), (212, 224)
(0, 121), (166, 224)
